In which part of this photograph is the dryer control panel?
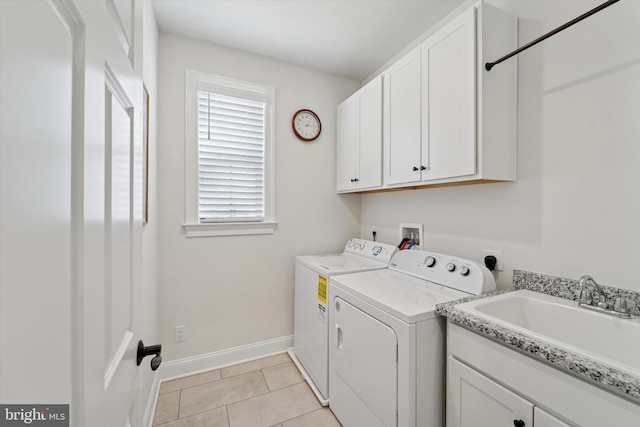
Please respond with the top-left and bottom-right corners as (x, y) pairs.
(389, 250), (496, 295)
(343, 238), (398, 263)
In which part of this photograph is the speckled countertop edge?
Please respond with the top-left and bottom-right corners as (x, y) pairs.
(436, 271), (640, 403)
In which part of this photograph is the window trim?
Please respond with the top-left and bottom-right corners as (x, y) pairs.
(184, 69), (276, 237)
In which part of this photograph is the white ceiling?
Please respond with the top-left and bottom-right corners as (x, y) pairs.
(151, 0), (465, 81)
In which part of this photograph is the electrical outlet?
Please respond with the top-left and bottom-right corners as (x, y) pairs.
(175, 325), (186, 343)
(483, 249), (504, 272)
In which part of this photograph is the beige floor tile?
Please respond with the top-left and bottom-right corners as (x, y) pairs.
(180, 370), (268, 418)
(227, 382), (321, 427)
(160, 369), (222, 394)
(221, 353), (291, 378)
(153, 390), (180, 426)
(282, 408), (342, 427)
(262, 361), (304, 391)
(158, 407), (229, 427)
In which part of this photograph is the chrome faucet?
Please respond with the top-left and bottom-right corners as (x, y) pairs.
(577, 275), (634, 318)
(578, 275), (608, 307)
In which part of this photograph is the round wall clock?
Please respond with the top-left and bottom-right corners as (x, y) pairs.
(292, 109), (321, 141)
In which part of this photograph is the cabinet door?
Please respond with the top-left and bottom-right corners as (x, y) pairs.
(535, 408), (573, 427)
(448, 357), (533, 427)
(356, 76), (382, 189)
(421, 7), (476, 181)
(336, 96), (358, 192)
(383, 47), (422, 185)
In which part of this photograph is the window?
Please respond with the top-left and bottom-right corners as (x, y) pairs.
(184, 70), (276, 237)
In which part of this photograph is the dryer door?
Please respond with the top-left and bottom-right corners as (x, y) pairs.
(331, 296), (398, 427)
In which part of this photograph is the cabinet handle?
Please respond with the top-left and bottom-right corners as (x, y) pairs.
(513, 420), (525, 427)
(412, 166), (427, 172)
(350, 178), (359, 182)
(421, 165), (426, 170)
(412, 166), (419, 171)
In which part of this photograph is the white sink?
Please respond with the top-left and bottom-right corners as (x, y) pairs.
(456, 289), (640, 377)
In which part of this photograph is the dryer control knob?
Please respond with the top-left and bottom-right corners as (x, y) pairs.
(446, 263), (456, 272)
(425, 256), (436, 267)
(460, 266), (470, 276)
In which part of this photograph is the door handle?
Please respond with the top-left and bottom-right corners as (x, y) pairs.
(137, 340), (162, 371)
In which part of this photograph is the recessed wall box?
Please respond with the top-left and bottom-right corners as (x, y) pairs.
(399, 223), (423, 250)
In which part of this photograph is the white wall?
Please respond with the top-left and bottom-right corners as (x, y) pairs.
(0, 0), (72, 402)
(361, 0), (640, 292)
(157, 33), (361, 361)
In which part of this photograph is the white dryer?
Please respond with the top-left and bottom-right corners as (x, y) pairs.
(289, 238), (398, 405)
(329, 250), (495, 427)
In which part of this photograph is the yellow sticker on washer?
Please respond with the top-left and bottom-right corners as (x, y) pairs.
(317, 276), (327, 304)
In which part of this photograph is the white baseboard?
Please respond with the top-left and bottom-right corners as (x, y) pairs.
(157, 335), (293, 383)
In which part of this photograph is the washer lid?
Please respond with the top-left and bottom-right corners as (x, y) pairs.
(296, 253), (389, 275)
(331, 268), (470, 323)
(296, 238), (398, 276)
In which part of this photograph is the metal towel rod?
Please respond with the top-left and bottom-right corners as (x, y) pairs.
(485, 0), (620, 71)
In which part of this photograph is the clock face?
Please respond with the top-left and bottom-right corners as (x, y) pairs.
(293, 109), (321, 141)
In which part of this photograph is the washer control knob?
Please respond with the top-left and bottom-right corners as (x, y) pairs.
(425, 256), (436, 267)
(460, 266), (470, 276)
(446, 263), (456, 272)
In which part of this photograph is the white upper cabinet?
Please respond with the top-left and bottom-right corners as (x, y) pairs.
(421, 7), (476, 182)
(382, 48), (422, 186)
(337, 1), (517, 193)
(337, 94), (358, 192)
(337, 76), (383, 192)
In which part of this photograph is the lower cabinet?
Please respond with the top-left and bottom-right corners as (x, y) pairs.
(446, 322), (640, 427)
(448, 357), (570, 427)
(534, 408), (572, 427)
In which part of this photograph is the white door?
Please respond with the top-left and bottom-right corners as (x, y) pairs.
(421, 7), (476, 181)
(76, 1), (146, 426)
(357, 75), (383, 190)
(336, 95), (358, 192)
(383, 47), (422, 186)
(0, 1), (146, 426)
(447, 357), (533, 427)
(331, 297), (397, 427)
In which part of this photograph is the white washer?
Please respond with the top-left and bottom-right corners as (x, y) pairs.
(329, 250), (495, 427)
(289, 238), (398, 405)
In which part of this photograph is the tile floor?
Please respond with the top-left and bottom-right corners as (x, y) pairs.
(152, 353), (342, 427)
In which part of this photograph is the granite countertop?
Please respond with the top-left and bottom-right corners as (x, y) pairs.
(436, 270), (640, 404)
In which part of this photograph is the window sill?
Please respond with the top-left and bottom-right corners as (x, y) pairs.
(183, 221), (278, 238)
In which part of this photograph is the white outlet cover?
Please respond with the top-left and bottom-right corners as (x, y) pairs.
(175, 325), (186, 342)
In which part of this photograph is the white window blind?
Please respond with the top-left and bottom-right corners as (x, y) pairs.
(197, 91), (266, 222)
